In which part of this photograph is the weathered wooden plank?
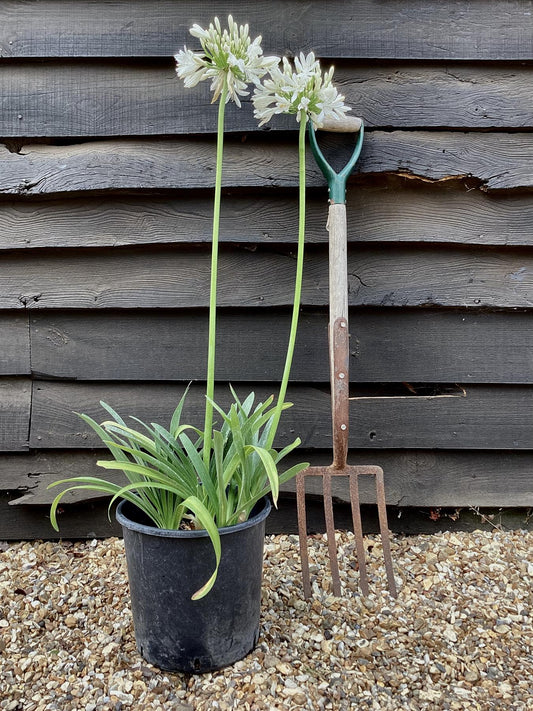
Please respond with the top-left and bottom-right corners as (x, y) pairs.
(275, 500), (533, 536)
(1, 1), (531, 60)
(0, 451), (98, 496)
(0, 313), (29, 373)
(350, 310), (533, 385)
(2, 132), (531, 196)
(0, 492), (122, 539)
(367, 131), (533, 191)
(1, 62), (533, 137)
(5, 448), (533, 508)
(0, 451), (107, 504)
(3, 184), (533, 250)
(30, 382), (333, 450)
(341, 181), (533, 247)
(3, 493), (533, 540)
(351, 386), (533, 450)
(0, 138), (308, 195)
(30, 310), (328, 382)
(4, 245), (533, 310)
(30, 309), (533, 385)
(29, 381), (533, 450)
(337, 64), (533, 131)
(0, 378), (30, 451)
(282, 450), (533, 508)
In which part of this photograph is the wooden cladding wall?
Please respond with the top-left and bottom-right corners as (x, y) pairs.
(0, 0), (532, 538)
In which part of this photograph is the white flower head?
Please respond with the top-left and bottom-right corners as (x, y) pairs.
(174, 15), (279, 106)
(252, 52), (350, 128)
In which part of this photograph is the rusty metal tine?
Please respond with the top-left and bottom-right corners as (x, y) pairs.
(348, 472), (370, 596)
(322, 471), (342, 596)
(296, 472), (312, 599)
(375, 468), (398, 598)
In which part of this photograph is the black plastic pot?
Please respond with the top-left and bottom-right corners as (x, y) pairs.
(116, 497), (271, 674)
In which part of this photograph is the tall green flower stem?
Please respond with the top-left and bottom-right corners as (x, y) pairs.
(203, 83), (229, 466)
(267, 113), (308, 449)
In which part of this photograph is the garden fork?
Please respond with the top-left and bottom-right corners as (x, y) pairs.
(296, 116), (397, 598)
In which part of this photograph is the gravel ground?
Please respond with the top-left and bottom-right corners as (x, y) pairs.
(0, 528), (532, 710)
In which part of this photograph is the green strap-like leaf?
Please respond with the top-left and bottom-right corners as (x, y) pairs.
(245, 445), (279, 507)
(170, 384), (191, 437)
(100, 423), (159, 454)
(272, 436), (302, 463)
(48, 479), (124, 530)
(205, 395), (232, 425)
(221, 450), (242, 488)
(76, 412), (129, 463)
(99, 401), (128, 426)
(104, 443), (197, 495)
(234, 460), (310, 523)
(182, 497), (222, 600)
(277, 461), (310, 485)
(178, 432), (218, 506)
(229, 385), (255, 418)
(96, 461), (190, 498)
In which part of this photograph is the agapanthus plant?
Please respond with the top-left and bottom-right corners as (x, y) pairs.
(252, 52), (350, 446)
(48, 17), (312, 600)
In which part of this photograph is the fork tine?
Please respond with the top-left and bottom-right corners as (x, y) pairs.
(296, 472), (312, 599)
(375, 467), (398, 597)
(349, 471), (370, 596)
(323, 471), (342, 596)
(297, 467), (397, 599)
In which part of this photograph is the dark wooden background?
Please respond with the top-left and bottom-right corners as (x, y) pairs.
(1, 0), (533, 537)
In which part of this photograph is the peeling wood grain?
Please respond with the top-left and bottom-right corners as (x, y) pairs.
(361, 132), (533, 191)
(2, 451), (114, 505)
(0, 0), (531, 60)
(0, 62), (533, 137)
(0, 139), (306, 194)
(29, 309), (533, 385)
(3, 245), (533, 310)
(29, 381), (533, 450)
(2, 181), (533, 250)
(0, 450), (102, 495)
(0, 132), (531, 195)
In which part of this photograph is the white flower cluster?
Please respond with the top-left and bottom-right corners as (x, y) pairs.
(174, 15), (278, 106)
(252, 52), (350, 128)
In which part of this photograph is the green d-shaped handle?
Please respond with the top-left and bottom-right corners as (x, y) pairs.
(308, 120), (364, 204)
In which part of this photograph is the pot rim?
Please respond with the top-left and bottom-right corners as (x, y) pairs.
(116, 496), (272, 539)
